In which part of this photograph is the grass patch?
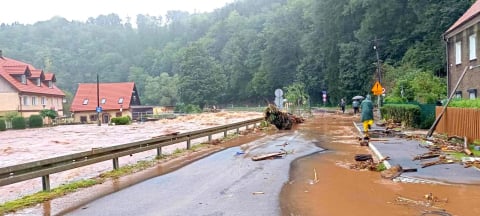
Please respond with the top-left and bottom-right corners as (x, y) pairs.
(0, 179), (98, 214)
(376, 162), (387, 172)
(100, 160), (154, 179)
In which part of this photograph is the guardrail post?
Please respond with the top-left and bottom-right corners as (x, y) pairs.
(236, 127), (240, 134)
(246, 124), (249, 130)
(187, 138), (191, 149)
(224, 130), (228, 137)
(42, 175), (50, 191)
(157, 147), (162, 157)
(112, 158), (119, 170)
(208, 135), (212, 141)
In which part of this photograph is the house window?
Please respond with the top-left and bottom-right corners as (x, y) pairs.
(36, 78), (41, 86)
(83, 98), (89, 105)
(31, 96), (37, 105)
(23, 96), (29, 106)
(80, 116), (87, 123)
(470, 34), (477, 60)
(89, 115), (97, 121)
(101, 98), (106, 104)
(41, 96), (46, 105)
(455, 41), (462, 65)
(468, 89), (477, 99)
(48, 81), (53, 88)
(455, 91), (462, 99)
(116, 112), (122, 117)
(21, 75), (26, 84)
(118, 97), (124, 104)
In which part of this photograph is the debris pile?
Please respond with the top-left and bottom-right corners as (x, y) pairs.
(394, 193), (449, 213)
(264, 103), (305, 130)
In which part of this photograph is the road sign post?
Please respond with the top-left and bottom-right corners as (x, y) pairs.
(371, 81), (383, 117)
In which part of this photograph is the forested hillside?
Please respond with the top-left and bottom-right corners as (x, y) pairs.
(0, 0), (473, 108)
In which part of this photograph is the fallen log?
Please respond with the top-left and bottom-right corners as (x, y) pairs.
(252, 152), (286, 161)
(464, 148), (474, 156)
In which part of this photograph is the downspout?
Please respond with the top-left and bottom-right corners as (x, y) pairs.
(443, 35), (450, 97)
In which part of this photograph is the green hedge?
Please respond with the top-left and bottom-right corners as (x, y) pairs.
(448, 99), (480, 108)
(12, 116), (26, 129)
(29, 115), (43, 128)
(0, 118), (6, 131)
(111, 116), (131, 125)
(380, 104), (420, 128)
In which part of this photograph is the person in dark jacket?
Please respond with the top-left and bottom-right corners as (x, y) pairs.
(340, 98), (346, 114)
(360, 94), (374, 136)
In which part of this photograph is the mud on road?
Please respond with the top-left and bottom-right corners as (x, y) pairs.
(281, 113), (480, 216)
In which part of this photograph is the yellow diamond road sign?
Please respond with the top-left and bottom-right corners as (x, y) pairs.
(371, 81), (383, 96)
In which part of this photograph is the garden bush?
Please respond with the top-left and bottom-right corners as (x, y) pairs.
(29, 115), (43, 128)
(0, 118), (6, 131)
(380, 104), (420, 128)
(12, 116), (26, 129)
(111, 116), (131, 125)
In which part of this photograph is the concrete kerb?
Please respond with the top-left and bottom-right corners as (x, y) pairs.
(352, 121), (391, 169)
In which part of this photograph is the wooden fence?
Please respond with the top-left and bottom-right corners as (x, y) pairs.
(435, 107), (480, 142)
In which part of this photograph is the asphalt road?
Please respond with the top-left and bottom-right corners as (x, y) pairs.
(65, 130), (324, 216)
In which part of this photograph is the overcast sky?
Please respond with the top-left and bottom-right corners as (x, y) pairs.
(0, 0), (235, 24)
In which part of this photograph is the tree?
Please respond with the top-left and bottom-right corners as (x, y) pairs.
(175, 43), (227, 108)
(284, 82), (310, 114)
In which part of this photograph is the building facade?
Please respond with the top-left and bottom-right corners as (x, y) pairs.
(70, 82), (141, 124)
(0, 52), (65, 118)
(444, 0), (480, 99)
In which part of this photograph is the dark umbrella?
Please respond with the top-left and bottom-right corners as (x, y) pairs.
(352, 95), (364, 100)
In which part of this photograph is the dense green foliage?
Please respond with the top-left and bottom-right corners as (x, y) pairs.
(110, 116), (131, 125)
(11, 116), (26, 129)
(0, 0), (472, 107)
(39, 109), (58, 121)
(175, 104), (202, 113)
(380, 104), (421, 128)
(0, 118), (6, 131)
(28, 115), (44, 128)
(449, 99), (480, 108)
(284, 82), (310, 113)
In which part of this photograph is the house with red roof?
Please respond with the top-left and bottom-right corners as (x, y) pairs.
(70, 82), (142, 124)
(0, 51), (65, 118)
(444, 0), (480, 99)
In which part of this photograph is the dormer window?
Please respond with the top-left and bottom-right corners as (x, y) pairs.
(36, 78), (41, 86)
(101, 98), (106, 104)
(82, 98), (89, 105)
(118, 97), (124, 104)
(21, 75), (26, 84)
(48, 81), (53, 88)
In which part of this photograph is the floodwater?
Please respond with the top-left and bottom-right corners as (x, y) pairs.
(280, 113), (480, 216)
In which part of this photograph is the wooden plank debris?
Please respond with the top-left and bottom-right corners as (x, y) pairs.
(252, 152), (286, 161)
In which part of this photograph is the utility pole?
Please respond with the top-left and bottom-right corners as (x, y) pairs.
(373, 36), (382, 116)
(97, 73), (101, 126)
(373, 37), (382, 83)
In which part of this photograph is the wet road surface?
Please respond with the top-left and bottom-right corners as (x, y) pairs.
(65, 130), (324, 216)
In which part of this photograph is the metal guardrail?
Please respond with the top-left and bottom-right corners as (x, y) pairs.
(0, 117), (264, 191)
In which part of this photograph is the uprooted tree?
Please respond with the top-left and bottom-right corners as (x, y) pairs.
(264, 103), (304, 130)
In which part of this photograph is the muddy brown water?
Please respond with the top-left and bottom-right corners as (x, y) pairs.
(280, 113), (480, 216)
